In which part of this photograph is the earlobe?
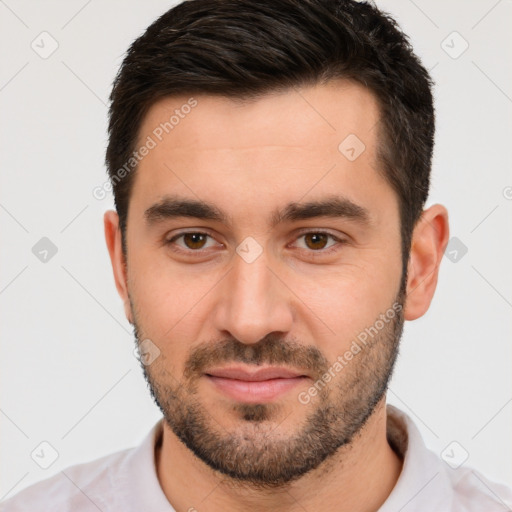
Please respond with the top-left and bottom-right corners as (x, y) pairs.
(104, 210), (133, 325)
(404, 204), (450, 321)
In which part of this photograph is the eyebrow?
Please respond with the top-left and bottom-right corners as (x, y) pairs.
(144, 195), (372, 228)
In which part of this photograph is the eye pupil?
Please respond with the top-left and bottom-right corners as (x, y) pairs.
(184, 233), (207, 249)
(305, 233), (328, 250)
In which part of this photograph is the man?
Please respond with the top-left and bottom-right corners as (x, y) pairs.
(2, 0), (511, 510)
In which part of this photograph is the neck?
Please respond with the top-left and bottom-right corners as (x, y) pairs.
(155, 399), (402, 512)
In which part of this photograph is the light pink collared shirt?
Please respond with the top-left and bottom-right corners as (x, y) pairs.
(2, 405), (511, 511)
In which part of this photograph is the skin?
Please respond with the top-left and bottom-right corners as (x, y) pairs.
(104, 79), (449, 512)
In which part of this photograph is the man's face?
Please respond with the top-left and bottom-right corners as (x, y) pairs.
(124, 80), (405, 486)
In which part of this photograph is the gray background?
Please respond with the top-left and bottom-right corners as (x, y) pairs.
(1, 0), (511, 500)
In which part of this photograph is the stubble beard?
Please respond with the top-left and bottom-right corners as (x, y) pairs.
(133, 291), (405, 489)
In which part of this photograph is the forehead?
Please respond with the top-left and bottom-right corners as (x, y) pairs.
(130, 79), (390, 220)
(137, 78), (381, 153)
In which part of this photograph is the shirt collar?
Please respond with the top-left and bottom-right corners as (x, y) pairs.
(115, 419), (175, 512)
(379, 404), (454, 511)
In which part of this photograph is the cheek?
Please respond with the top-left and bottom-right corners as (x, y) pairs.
(128, 252), (218, 340)
(291, 274), (372, 328)
(129, 273), (206, 375)
(288, 260), (400, 349)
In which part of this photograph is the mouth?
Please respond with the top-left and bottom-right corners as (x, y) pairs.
(204, 366), (309, 403)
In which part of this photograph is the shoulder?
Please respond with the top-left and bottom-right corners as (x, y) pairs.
(0, 447), (132, 512)
(448, 466), (512, 512)
(384, 405), (512, 511)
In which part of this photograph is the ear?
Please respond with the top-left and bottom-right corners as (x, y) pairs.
(104, 210), (133, 324)
(404, 204), (450, 321)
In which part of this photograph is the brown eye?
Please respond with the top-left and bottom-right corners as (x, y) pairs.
(292, 232), (343, 254)
(304, 233), (329, 250)
(165, 231), (215, 254)
(182, 233), (208, 249)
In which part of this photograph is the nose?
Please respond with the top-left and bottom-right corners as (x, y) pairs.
(212, 247), (294, 345)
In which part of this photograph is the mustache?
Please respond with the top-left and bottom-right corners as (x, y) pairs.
(183, 335), (330, 381)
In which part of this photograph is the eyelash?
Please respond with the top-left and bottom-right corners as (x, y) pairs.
(165, 230), (345, 256)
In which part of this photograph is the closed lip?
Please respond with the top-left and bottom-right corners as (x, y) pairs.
(205, 366), (308, 381)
